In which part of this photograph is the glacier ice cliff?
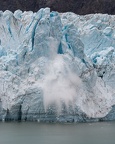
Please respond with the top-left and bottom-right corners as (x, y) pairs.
(0, 8), (115, 122)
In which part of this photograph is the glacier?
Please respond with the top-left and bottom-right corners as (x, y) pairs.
(0, 8), (115, 122)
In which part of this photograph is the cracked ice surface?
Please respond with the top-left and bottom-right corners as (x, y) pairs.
(0, 8), (115, 122)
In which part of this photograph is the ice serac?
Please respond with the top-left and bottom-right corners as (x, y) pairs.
(0, 8), (115, 122)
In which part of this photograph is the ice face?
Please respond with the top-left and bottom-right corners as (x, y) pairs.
(0, 8), (115, 122)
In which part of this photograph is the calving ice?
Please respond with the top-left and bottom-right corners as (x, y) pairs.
(0, 8), (115, 122)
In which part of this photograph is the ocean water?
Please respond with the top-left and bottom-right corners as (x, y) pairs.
(0, 122), (115, 144)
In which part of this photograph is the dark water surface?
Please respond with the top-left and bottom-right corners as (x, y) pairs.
(0, 122), (115, 144)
